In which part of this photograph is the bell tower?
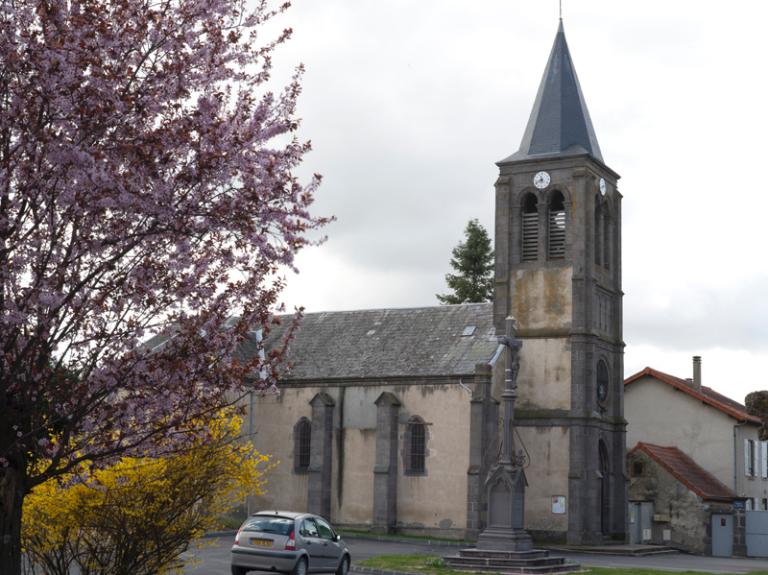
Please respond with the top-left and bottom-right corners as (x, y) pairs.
(493, 21), (626, 544)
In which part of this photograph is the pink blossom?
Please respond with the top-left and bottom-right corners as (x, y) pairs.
(0, 2), (328, 572)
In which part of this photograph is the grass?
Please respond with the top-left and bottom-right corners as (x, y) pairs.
(355, 554), (768, 575)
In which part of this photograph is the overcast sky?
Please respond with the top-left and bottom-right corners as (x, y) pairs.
(264, 1), (768, 403)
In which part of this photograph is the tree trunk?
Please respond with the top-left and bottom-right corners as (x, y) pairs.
(0, 464), (26, 575)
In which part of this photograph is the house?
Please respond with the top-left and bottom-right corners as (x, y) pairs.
(244, 20), (628, 545)
(625, 359), (765, 506)
(624, 358), (765, 553)
(627, 442), (743, 555)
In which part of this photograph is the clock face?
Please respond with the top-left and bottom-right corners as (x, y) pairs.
(533, 171), (550, 190)
(599, 178), (607, 196)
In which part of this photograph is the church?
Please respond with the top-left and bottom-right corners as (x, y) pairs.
(247, 21), (627, 545)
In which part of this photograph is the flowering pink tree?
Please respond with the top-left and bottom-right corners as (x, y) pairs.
(0, 1), (325, 572)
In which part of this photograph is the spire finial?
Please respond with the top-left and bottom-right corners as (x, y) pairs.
(559, 0), (562, 20)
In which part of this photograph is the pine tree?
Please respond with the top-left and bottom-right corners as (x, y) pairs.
(437, 219), (494, 304)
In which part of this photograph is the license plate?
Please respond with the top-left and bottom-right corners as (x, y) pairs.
(250, 538), (273, 547)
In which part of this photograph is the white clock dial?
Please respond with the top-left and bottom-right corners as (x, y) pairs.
(599, 178), (607, 196)
(533, 171), (550, 190)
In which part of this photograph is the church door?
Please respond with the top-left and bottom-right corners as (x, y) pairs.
(599, 441), (610, 535)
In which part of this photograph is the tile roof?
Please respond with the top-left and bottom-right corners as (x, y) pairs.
(629, 442), (738, 502)
(624, 366), (760, 424)
(500, 21), (603, 165)
(255, 303), (499, 381)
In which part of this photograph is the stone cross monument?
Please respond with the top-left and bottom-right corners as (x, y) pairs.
(444, 321), (579, 571)
(476, 316), (533, 551)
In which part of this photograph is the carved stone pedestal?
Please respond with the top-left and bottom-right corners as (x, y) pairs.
(476, 526), (533, 552)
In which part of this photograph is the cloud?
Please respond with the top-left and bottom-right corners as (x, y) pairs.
(265, 0), (768, 399)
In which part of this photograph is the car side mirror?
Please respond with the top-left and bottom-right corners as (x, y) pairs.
(334, 534), (341, 542)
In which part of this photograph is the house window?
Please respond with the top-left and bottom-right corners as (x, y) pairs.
(294, 417), (311, 473)
(747, 498), (755, 511)
(746, 439), (756, 477)
(548, 191), (566, 260)
(632, 461), (644, 477)
(762, 441), (768, 479)
(762, 498), (768, 511)
(521, 193), (539, 262)
(405, 416), (427, 474)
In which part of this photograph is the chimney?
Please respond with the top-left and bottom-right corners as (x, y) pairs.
(692, 356), (702, 392)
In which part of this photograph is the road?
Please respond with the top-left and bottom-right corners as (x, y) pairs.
(182, 536), (768, 575)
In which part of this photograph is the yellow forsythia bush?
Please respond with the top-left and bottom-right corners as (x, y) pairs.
(22, 411), (269, 575)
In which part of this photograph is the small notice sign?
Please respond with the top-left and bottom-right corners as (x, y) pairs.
(551, 496), (566, 514)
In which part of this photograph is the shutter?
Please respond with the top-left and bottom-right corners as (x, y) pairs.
(522, 212), (539, 261)
(746, 439), (751, 477)
(548, 210), (566, 259)
(762, 441), (768, 478)
(758, 441), (763, 478)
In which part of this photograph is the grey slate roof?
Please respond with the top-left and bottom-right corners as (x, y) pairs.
(501, 21), (603, 164)
(260, 303), (498, 381)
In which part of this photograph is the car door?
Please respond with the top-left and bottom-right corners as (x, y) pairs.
(298, 517), (327, 571)
(313, 516), (342, 570)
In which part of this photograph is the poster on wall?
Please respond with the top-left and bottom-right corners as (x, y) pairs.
(551, 496), (566, 514)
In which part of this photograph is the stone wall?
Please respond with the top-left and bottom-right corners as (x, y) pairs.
(247, 379), (472, 537)
(628, 450), (718, 554)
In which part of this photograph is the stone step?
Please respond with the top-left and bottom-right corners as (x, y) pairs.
(456, 548), (549, 560)
(444, 558), (581, 574)
(544, 544), (678, 556)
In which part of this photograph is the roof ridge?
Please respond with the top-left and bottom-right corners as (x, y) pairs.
(624, 366), (760, 424)
(277, 302), (493, 318)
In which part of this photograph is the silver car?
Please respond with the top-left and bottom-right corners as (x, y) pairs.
(231, 511), (350, 575)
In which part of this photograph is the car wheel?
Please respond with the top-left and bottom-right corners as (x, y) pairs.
(336, 556), (349, 575)
(231, 566), (248, 575)
(293, 557), (308, 575)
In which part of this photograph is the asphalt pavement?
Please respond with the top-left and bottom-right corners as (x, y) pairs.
(181, 536), (768, 575)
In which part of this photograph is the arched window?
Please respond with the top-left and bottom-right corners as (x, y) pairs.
(596, 359), (609, 405)
(548, 191), (566, 260)
(405, 416), (427, 474)
(594, 199), (602, 266)
(294, 417), (311, 473)
(603, 209), (611, 270)
(521, 193), (539, 262)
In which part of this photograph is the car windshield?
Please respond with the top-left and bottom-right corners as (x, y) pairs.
(242, 516), (294, 535)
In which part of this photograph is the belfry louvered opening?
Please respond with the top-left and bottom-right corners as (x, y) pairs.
(594, 200), (602, 266)
(603, 210), (611, 270)
(548, 191), (566, 259)
(521, 193), (539, 262)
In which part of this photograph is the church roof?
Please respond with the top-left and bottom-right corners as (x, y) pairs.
(629, 442), (738, 502)
(501, 21), (603, 164)
(259, 303), (498, 381)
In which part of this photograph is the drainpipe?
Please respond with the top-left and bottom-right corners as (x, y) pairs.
(692, 356), (702, 392)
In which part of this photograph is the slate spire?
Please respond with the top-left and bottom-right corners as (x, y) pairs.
(503, 21), (603, 163)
